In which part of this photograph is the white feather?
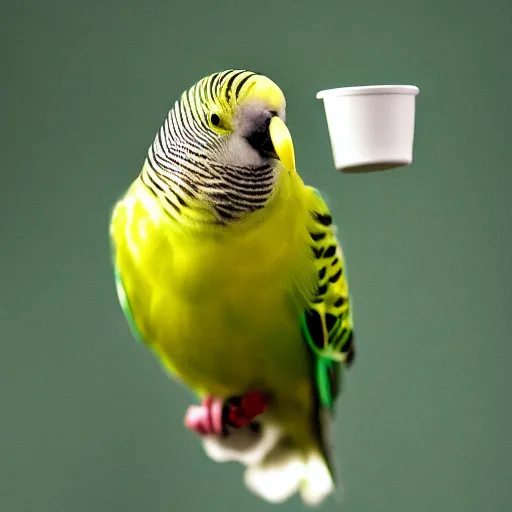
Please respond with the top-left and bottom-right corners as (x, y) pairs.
(244, 455), (305, 504)
(300, 453), (335, 506)
(201, 423), (281, 466)
(200, 421), (335, 506)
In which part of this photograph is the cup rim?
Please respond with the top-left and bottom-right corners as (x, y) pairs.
(316, 85), (420, 99)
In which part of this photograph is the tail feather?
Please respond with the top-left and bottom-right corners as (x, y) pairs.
(244, 441), (305, 504)
(300, 451), (336, 506)
(244, 438), (334, 506)
(200, 421), (335, 506)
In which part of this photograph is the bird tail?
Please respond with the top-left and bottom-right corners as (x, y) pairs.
(201, 418), (338, 506)
(244, 437), (335, 505)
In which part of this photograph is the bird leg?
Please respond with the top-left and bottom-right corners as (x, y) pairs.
(184, 391), (269, 437)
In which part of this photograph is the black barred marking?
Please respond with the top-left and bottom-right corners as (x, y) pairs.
(235, 72), (256, 99)
(165, 197), (181, 214)
(312, 247), (324, 258)
(317, 284), (327, 296)
(176, 194), (188, 207)
(318, 267), (326, 280)
(144, 69), (279, 223)
(185, 179), (200, 194)
(334, 297), (345, 308)
(145, 172), (165, 192)
(214, 205), (237, 221)
(310, 232), (326, 242)
(208, 73), (217, 101)
(314, 213), (333, 226)
(219, 69), (235, 85)
(142, 177), (158, 198)
(305, 310), (325, 349)
(225, 70), (243, 101)
(329, 269), (342, 283)
(323, 245), (337, 258)
(331, 257), (339, 266)
(325, 313), (337, 332)
(207, 189), (269, 215)
(217, 166), (275, 196)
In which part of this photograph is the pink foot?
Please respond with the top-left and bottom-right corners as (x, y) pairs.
(184, 391), (269, 437)
(184, 396), (224, 436)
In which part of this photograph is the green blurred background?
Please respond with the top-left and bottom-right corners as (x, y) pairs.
(2, 0), (512, 510)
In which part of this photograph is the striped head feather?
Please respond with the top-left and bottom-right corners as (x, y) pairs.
(142, 70), (292, 224)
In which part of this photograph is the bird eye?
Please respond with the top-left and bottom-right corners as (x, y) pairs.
(210, 113), (221, 126)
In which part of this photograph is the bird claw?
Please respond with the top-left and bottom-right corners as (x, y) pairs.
(184, 391), (269, 437)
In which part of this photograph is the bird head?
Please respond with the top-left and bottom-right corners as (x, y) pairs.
(179, 69), (296, 174)
(147, 70), (297, 222)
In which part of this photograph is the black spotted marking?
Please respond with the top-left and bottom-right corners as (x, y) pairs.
(317, 284), (327, 296)
(325, 313), (338, 332)
(312, 247), (324, 258)
(318, 267), (326, 280)
(310, 232), (326, 242)
(329, 269), (342, 283)
(334, 297), (345, 308)
(305, 310), (325, 349)
(314, 213), (333, 226)
(323, 245), (337, 258)
(331, 257), (339, 266)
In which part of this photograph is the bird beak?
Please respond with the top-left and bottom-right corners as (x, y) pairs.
(269, 116), (296, 174)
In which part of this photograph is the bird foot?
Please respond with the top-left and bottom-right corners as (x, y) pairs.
(184, 391), (269, 437)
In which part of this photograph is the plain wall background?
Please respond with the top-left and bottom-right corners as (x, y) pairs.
(2, 0), (511, 511)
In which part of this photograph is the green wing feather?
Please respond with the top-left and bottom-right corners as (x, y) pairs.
(300, 187), (356, 410)
(297, 186), (355, 487)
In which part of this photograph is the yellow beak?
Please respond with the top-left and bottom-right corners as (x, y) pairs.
(269, 116), (296, 174)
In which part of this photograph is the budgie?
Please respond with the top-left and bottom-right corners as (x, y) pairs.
(110, 69), (355, 506)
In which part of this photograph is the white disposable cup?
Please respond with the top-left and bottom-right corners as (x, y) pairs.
(316, 85), (420, 173)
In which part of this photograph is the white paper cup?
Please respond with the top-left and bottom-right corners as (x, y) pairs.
(316, 85), (420, 173)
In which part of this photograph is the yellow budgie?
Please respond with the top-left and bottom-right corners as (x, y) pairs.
(110, 69), (355, 505)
